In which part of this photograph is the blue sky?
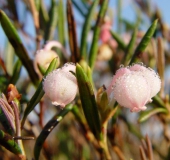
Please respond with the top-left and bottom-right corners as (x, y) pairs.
(1, 0), (170, 53)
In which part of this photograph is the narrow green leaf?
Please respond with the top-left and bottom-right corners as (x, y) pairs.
(34, 0), (40, 11)
(121, 18), (136, 31)
(123, 29), (137, 64)
(129, 19), (158, 65)
(44, 0), (57, 41)
(0, 10), (39, 85)
(76, 64), (101, 139)
(9, 60), (22, 85)
(89, 0), (108, 69)
(58, 0), (65, 46)
(110, 31), (126, 50)
(34, 104), (73, 160)
(37, 63), (46, 75)
(138, 107), (168, 123)
(117, 0), (122, 33)
(80, 0), (99, 59)
(79, 60), (93, 87)
(0, 129), (22, 155)
(152, 95), (165, 108)
(71, 105), (86, 124)
(21, 58), (59, 127)
(39, 0), (49, 30)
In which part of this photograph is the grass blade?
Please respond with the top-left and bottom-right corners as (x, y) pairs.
(58, 0), (66, 46)
(34, 104), (73, 160)
(80, 0), (99, 59)
(44, 0), (57, 41)
(89, 0), (108, 70)
(0, 129), (22, 155)
(123, 29), (137, 64)
(138, 107), (168, 123)
(110, 31), (127, 50)
(129, 19), (158, 65)
(76, 64), (101, 139)
(0, 10), (39, 85)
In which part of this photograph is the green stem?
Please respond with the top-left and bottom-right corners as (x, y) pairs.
(99, 122), (111, 160)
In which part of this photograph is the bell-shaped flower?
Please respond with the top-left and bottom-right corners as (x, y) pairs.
(34, 40), (70, 78)
(107, 63), (161, 112)
(34, 50), (60, 77)
(43, 63), (77, 108)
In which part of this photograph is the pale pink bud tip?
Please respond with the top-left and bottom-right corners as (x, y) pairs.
(34, 50), (60, 77)
(107, 63), (161, 112)
(43, 63), (77, 108)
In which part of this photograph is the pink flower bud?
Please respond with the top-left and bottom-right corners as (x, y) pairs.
(107, 63), (161, 112)
(43, 63), (77, 108)
(98, 44), (113, 61)
(100, 16), (112, 43)
(34, 50), (60, 77)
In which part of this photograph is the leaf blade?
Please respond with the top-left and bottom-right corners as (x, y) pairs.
(80, 0), (99, 59)
(129, 19), (158, 65)
(88, 0), (108, 69)
(138, 107), (168, 123)
(34, 104), (73, 160)
(0, 129), (22, 155)
(0, 10), (39, 85)
(76, 64), (101, 139)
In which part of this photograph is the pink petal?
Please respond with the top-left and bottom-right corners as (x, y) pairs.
(100, 29), (111, 43)
(129, 63), (146, 71)
(106, 67), (130, 99)
(113, 72), (150, 112)
(130, 64), (161, 98)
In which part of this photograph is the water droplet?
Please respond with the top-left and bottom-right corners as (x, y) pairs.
(147, 67), (153, 71)
(126, 66), (130, 69)
(137, 62), (143, 66)
(119, 64), (124, 68)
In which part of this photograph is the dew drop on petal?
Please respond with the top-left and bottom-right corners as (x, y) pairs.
(119, 64), (124, 68)
(137, 62), (144, 66)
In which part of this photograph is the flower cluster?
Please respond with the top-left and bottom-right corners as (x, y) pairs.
(107, 63), (161, 112)
(43, 63), (77, 108)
